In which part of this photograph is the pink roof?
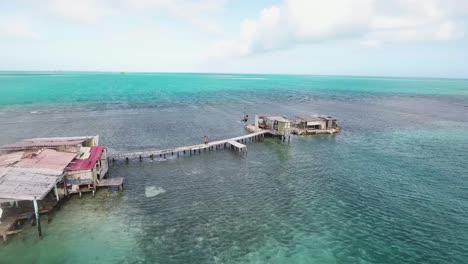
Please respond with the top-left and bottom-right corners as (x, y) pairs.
(0, 151), (24, 168)
(13, 149), (77, 174)
(67, 146), (104, 171)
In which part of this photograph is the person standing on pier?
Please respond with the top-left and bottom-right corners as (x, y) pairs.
(203, 136), (209, 145)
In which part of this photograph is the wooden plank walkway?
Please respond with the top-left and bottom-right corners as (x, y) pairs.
(109, 130), (271, 160)
(98, 177), (124, 187)
(97, 177), (124, 191)
(226, 140), (246, 151)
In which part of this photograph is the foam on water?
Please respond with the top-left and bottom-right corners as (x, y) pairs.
(145, 186), (166, 197)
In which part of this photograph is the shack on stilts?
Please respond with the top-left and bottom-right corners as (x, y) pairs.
(247, 114), (341, 137)
(0, 136), (123, 241)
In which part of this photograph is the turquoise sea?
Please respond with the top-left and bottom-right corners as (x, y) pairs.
(0, 72), (467, 264)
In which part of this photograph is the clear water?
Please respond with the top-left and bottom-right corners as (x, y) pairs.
(0, 72), (467, 264)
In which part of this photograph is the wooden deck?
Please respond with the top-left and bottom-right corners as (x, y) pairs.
(98, 177), (124, 187)
(226, 140), (246, 151)
(109, 130), (271, 160)
(97, 177), (124, 191)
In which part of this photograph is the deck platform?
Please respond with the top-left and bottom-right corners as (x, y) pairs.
(109, 130), (271, 160)
(226, 140), (246, 151)
(97, 177), (124, 190)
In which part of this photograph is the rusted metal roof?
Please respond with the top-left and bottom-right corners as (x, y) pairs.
(0, 151), (24, 168)
(0, 136), (101, 201)
(13, 149), (77, 175)
(1, 139), (86, 150)
(0, 168), (62, 201)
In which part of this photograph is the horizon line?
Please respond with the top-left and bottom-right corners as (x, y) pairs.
(0, 70), (467, 81)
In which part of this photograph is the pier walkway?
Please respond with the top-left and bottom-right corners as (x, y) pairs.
(109, 130), (271, 160)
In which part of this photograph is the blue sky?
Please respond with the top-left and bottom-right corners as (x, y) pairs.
(1, 0), (468, 78)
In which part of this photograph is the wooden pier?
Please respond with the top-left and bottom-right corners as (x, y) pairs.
(109, 130), (271, 160)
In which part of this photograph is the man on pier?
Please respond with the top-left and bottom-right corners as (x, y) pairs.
(203, 136), (209, 145)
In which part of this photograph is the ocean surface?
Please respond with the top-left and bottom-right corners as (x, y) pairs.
(0, 72), (467, 264)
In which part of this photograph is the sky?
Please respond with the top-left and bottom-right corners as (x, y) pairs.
(1, 0), (468, 78)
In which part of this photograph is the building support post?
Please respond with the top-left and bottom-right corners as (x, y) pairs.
(92, 168), (97, 197)
(63, 179), (69, 196)
(54, 184), (59, 202)
(33, 198), (42, 237)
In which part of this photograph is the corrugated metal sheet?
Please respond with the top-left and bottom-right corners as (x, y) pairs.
(0, 151), (24, 168)
(0, 168), (62, 200)
(1, 139), (85, 150)
(66, 146), (104, 171)
(13, 149), (77, 175)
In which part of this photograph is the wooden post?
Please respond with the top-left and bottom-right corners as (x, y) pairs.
(54, 184), (59, 202)
(63, 179), (69, 196)
(92, 167), (97, 197)
(33, 198), (42, 237)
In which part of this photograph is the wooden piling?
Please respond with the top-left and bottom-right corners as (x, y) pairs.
(33, 198), (42, 237)
(54, 184), (59, 202)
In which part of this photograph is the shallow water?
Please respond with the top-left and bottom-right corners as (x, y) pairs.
(0, 73), (467, 263)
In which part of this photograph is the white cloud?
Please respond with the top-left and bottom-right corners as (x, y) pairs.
(48, 0), (115, 24)
(126, 0), (225, 34)
(0, 15), (39, 39)
(47, 0), (225, 33)
(212, 0), (468, 57)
